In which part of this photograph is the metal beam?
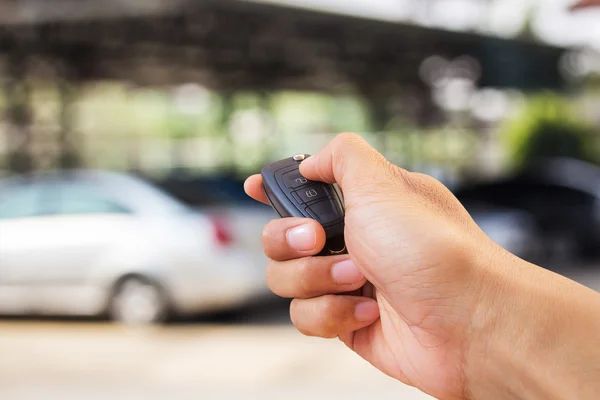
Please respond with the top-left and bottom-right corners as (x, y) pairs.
(0, 0), (568, 92)
(0, 0), (188, 25)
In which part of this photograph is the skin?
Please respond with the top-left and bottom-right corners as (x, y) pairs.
(570, 0), (600, 10)
(244, 133), (600, 400)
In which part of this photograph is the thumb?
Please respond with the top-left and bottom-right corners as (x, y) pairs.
(299, 133), (395, 192)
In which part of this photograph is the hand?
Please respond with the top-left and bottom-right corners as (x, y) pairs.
(245, 133), (503, 398)
(244, 133), (600, 400)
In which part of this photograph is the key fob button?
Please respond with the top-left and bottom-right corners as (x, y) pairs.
(282, 170), (310, 189)
(293, 185), (330, 204)
(262, 155), (374, 299)
(306, 199), (343, 225)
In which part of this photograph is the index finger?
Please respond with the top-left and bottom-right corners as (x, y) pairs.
(244, 174), (269, 205)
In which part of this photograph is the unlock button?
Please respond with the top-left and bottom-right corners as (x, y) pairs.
(282, 170), (311, 189)
(293, 185), (329, 204)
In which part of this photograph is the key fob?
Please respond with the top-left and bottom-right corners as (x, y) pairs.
(261, 153), (346, 256)
(260, 154), (375, 299)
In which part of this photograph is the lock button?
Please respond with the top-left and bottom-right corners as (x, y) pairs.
(293, 185), (330, 204)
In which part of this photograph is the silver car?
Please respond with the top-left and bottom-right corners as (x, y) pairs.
(0, 169), (269, 324)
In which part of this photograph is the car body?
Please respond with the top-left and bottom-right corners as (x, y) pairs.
(0, 169), (270, 324)
(455, 157), (600, 266)
(466, 202), (544, 263)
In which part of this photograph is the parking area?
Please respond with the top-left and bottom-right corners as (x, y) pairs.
(0, 266), (599, 400)
(0, 322), (430, 400)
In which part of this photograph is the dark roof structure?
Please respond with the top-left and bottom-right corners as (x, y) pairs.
(0, 0), (569, 93)
(0, 0), (573, 175)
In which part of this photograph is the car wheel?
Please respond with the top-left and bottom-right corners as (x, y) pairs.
(109, 277), (168, 325)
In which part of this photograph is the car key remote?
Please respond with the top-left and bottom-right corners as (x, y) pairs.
(260, 154), (375, 299)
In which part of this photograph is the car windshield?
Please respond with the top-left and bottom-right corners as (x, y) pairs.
(0, 171), (192, 216)
(94, 173), (191, 215)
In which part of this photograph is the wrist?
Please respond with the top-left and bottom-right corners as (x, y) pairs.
(465, 245), (600, 400)
(465, 246), (542, 399)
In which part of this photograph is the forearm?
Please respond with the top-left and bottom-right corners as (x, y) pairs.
(467, 250), (600, 400)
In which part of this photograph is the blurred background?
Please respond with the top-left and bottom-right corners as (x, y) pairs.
(1, 0), (600, 398)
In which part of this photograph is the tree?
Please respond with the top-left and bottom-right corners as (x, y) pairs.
(501, 92), (598, 169)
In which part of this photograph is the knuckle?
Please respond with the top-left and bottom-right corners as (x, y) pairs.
(412, 172), (441, 187)
(314, 296), (337, 324)
(410, 172), (447, 199)
(339, 133), (370, 153)
(332, 133), (369, 160)
(384, 163), (412, 185)
(405, 172), (466, 217)
(290, 297), (340, 339)
(333, 132), (363, 147)
(394, 169), (435, 195)
(332, 133), (387, 183)
(265, 261), (281, 294)
(314, 298), (339, 338)
(296, 258), (317, 296)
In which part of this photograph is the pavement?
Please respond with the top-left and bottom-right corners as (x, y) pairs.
(1, 266), (599, 400)
(0, 321), (431, 400)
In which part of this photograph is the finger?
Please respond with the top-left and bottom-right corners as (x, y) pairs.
(570, 0), (599, 11)
(290, 296), (380, 339)
(267, 256), (366, 298)
(262, 218), (326, 261)
(244, 174), (269, 205)
(299, 132), (391, 189)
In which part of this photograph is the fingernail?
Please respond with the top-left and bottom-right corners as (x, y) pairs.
(286, 224), (316, 251)
(355, 301), (380, 322)
(331, 259), (364, 284)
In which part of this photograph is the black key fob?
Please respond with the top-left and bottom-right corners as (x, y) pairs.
(261, 154), (375, 299)
(261, 153), (346, 256)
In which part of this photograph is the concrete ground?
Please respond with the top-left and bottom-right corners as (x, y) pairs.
(1, 266), (599, 400)
(0, 321), (431, 400)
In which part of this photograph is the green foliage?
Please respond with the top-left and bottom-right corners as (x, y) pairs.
(270, 92), (370, 135)
(327, 95), (371, 133)
(162, 93), (225, 140)
(501, 92), (598, 169)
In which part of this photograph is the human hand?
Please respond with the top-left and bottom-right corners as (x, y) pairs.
(244, 133), (506, 398)
(244, 133), (600, 400)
